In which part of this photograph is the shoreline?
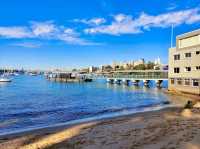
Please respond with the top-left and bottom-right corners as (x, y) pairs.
(0, 89), (196, 139)
(0, 107), (180, 144)
(0, 103), (171, 138)
(0, 88), (183, 138)
(2, 106), (200, 149)
(1, 90), (200, 149)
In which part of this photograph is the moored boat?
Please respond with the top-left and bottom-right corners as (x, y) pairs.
(29, 73), (37, 76)
(0, 78), (12, 82)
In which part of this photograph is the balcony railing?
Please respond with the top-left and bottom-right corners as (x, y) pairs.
(111, 72), (168, 79)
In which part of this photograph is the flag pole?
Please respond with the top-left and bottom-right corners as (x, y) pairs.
(171, 24), (174, 48)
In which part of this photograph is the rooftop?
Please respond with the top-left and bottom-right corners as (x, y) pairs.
(177, 28), (200, 40)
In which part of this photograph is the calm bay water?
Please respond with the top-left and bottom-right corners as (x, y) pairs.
(0, 75), (170, 135)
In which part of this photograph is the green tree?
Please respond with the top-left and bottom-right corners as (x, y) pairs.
(146, 62), (155, 70)
(134, 64), (146, 70)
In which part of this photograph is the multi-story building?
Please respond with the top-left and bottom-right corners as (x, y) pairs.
(168, 29), (200, 95)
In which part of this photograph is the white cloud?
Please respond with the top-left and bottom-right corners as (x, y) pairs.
(85, 8), (200, 35)
(12, 42), (41, 48)
(114, 14), (128, 22)
(0, 22), (57, 39)
(166, 3), (177, 10)
(58, 34), (91, 45)
(58, 29), (99, 45)
(63, 28), (80, 36)
(3, 8), (199, 44)
(73, 18), (106, 26)
(31, 21), (57, 37)
(64, 28), (75, 34)
(0, 22), (97, 46)
(0, 27), (32, 38)
(89, 18), (106, 25)
(186, 14), (200, 24)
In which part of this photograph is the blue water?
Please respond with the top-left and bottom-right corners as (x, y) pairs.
(0, 75), (170, 135)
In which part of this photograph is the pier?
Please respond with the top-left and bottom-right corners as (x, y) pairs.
(106, 70), (168, 87)
(46, 72), (93, 83)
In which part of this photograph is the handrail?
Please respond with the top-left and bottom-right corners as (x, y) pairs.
(110, 72), (168, 79)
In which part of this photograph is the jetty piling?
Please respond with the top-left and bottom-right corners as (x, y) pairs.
(106, 70), (168, 88)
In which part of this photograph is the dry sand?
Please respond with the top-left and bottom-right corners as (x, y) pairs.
(1, 106), (200, 149)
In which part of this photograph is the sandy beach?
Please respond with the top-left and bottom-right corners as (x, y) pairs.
(1, 101), (200, 149)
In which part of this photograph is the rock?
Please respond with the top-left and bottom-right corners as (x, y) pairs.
(184, 100), (194, 109)
(163, 101), (170, 105)
(181, 109), (193, 118)
(193, 102), (200, 108)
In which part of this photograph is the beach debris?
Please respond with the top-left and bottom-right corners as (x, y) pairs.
(184, 100), (194, 109)
(193, 102), (200, 108)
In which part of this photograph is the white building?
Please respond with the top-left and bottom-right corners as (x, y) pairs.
(154, 57), (161, 65)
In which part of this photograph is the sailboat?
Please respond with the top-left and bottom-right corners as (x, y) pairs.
(0, 70), (12, 82)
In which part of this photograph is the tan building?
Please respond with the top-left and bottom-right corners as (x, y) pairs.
(168, 29), (200, 95)
(134, 58), (145, 66)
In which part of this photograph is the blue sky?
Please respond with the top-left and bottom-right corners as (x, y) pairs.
(0, 0), (200, 70)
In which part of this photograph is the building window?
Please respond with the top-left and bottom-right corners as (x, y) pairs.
(185, 52), (191, 58)
(196, 66), (200, 70)
(184, 79), (190, 86)
(193, 79), (199, 87)
(185, 67), (191, 72)
(177, 78), (182, 85)
(174, 54), (180, 60)
(171, 78), (175, 85)
(174, 67), (180, 73)
(196, 51), (200, 55)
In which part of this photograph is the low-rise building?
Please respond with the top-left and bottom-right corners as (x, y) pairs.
(168, 29), (200, 95)
(89, 66), (98, 73)
(134, 58), (145, 66)
(100, 65), (113, 72)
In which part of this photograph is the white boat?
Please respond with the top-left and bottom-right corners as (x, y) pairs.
(0, 78), (12, 82)
(14, 73), (19, 76)
(10, 73), (19, 76)
(29, 73), (37, 76)
(0, 70), (12, 82)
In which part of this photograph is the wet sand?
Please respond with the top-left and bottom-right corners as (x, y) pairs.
(1, 106), (200, 149)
